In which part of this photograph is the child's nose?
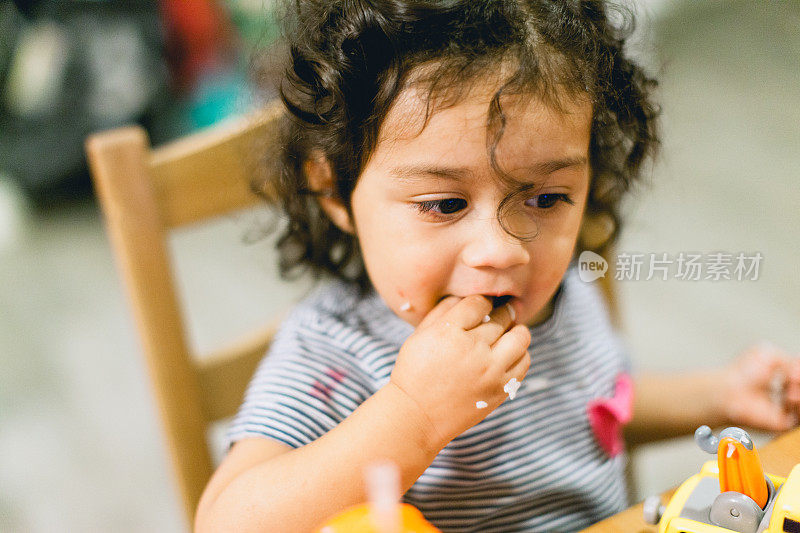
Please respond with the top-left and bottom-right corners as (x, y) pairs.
(460, 219), (530, 270)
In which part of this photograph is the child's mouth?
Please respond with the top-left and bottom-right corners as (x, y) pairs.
(491, 295), (513, 309)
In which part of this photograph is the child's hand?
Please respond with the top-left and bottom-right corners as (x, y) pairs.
(716, 342), (800, 432)
(389, 295), (532, 450)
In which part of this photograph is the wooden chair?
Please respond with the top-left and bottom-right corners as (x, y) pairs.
(86, 98), (623, 527)
(85, 100), (284, 526)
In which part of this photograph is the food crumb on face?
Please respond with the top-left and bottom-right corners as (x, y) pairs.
(476, 400), (488, 409)
(400, 301), (412, 312)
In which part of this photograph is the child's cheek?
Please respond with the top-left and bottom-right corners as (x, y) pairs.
(395, 288), (415, 316)
(393, 261), (447, 326)
(392, 296), (426, 328)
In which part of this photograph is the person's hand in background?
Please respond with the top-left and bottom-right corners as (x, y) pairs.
(716, 342), (800, 432)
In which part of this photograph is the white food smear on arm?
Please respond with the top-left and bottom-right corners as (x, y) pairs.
(476, 400), (488, 409)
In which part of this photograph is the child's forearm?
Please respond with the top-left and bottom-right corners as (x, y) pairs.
(199, 382), (443, 533)
(625, 370), (728, 445)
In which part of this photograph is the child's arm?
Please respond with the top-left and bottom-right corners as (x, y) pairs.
(625, 343), (800, 445)
(625, 369), (729, 444)
(196, 295), (530, 533)
(195, 382), (442, 533)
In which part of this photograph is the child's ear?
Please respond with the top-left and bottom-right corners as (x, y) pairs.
(579, 212), (614, 250)
(303, 152), (355, 234)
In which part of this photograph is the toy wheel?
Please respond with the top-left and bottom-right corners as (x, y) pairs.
(642, 495), (663, 525)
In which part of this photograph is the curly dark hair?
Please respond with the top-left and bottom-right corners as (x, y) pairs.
(251, 0), (660, 295)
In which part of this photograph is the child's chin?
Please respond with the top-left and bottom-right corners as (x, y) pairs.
(526, 298), (557, 327)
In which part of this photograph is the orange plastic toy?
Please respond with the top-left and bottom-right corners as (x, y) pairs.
(717, 435), (769, 509)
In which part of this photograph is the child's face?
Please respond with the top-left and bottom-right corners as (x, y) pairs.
(349, 81), (592, 328)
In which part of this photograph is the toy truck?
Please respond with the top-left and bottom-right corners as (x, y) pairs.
(643, 426), (800, 533)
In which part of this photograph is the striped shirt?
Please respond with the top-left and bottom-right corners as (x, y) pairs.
(227, 263), (631, 532)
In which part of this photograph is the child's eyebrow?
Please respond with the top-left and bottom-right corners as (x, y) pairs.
(390, 164), (475, 182)
(389, 156), (588, 183)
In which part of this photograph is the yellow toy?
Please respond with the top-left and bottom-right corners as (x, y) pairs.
(643, 426), (800, 533)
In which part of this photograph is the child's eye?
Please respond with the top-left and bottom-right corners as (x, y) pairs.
(524, 193), (574, 209)
(414, 198), (467, 216)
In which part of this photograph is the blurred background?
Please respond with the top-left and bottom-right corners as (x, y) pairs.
(1, 0), (798, 530)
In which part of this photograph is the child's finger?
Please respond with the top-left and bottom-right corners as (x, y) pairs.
(443, 294), (493, 330)
(739, 398), (795, 433)
(786, 360), (800, 394)
(491, 324), (532, 366)
(417, 295), (462, 329)
(503, 347), (532, 383)
(472, 303), (515, 345)
(785, 359), (800, 417)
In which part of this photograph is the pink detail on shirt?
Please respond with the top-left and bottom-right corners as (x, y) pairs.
(586, 373), (634, 457)
(310, 368), (347, 401)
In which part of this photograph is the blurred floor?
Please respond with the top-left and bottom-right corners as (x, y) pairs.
(1, 1), (798, 531)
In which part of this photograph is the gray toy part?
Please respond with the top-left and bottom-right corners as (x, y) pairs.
(678, 477), (723, 523)
(756, 480), (780, 533)
(709, 491), (764, 532)
(642, 495), (665, 525)
(695, 425), (754, 454)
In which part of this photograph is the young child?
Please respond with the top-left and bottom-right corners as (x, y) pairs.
(196, 1), (800, 531)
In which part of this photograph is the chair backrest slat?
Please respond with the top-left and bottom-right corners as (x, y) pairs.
(86, 126), (217, 525)
(150, 101), (281, 229)
(86, 104), (284, 528)
(196, 321), (282, 422)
